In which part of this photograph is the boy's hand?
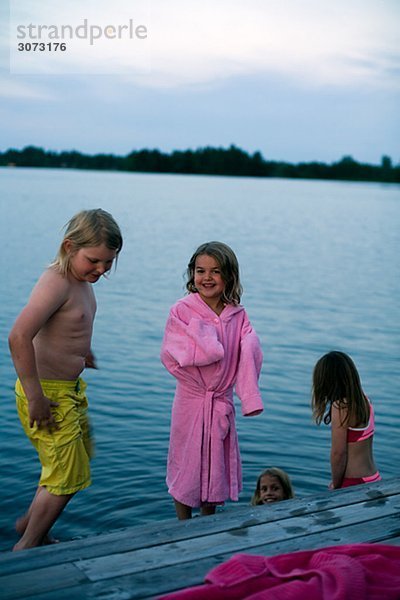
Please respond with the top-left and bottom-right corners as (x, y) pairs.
(28, 396), (59, 432)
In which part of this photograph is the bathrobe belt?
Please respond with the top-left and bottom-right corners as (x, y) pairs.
(200, 387), (236, 502)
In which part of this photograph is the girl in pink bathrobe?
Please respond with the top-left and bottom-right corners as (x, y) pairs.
(161, 241), (264, 520)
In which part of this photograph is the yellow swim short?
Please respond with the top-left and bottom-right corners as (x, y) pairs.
(15, 378), (94, 496)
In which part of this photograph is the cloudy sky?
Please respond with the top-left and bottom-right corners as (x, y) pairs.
(1, 0), (399, 163)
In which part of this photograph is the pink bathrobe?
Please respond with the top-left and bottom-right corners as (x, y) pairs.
(161, 293), (264, 508)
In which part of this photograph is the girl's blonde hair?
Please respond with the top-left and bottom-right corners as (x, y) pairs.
(311, 350), (369, 427)
(51, 208), (123, 276)
(186, 241), (243, 305)
(251, 467), (295, 506)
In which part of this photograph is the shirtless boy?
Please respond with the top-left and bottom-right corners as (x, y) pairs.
(8, 209), (122, 550)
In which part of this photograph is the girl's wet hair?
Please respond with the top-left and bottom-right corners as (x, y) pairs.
(51, 208), (123, 276)
(251, 467), (295, 506)
(186, 241), (243, 305)
(311, 350), (369, 427)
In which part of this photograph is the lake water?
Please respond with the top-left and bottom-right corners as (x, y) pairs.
(0, 168), (399, 551)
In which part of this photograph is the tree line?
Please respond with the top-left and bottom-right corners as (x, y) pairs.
(1, 145), (399, 183)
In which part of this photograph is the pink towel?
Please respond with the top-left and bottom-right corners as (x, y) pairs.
(158, 544), (400, 599)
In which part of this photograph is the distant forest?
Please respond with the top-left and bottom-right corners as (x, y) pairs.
(1, 145), (399, 183)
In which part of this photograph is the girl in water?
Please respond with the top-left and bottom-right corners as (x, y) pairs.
(312, 351), (380, 489)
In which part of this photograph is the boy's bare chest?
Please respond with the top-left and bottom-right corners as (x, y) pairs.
(52, 284), (96, 331)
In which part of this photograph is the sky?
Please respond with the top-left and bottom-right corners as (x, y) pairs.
(1, 0), (399, 164)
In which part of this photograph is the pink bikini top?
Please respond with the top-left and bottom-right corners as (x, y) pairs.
(347, 401), (375, 443)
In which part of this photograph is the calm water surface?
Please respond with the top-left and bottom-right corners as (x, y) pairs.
(0, 168), (399, 550)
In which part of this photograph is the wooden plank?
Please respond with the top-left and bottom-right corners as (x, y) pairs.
(243, 513), (400, 555)
(0, 563), (87, 600)
(1, 478), (398, 576)
(388, 537), (400, 546)
(14, 515), (400, 600)
(75, 493), (400, 581)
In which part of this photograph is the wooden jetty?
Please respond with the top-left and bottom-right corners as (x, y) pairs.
(1, 477), (399, 599)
